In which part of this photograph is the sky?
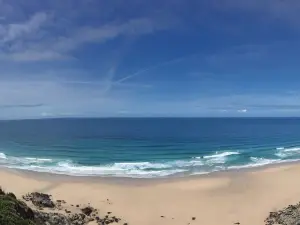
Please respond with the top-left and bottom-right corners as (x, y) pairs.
(1, 0), (300, 119)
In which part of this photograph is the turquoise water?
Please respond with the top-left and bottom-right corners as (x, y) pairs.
(1, 118), (300, 178)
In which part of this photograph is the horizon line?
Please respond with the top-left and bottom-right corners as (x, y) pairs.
(1, 116), (300, 122)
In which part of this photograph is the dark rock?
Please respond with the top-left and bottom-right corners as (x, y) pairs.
(192, 217), (196, 220)
(265, 202), (300, 225)
(81, 206), (94, 216)
(29, 192), (55, 208)
(34, 211), (72, 225)
(79, 213), (85, 220)
(161, 216), (165, 218)
(65, 209), (71, 214)
(68, 213), (80, 221)
(107, 212), (112, 214)
(76, 205), (79, 207)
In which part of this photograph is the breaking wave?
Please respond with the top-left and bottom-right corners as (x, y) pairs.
(0, 147), (300, 178)
(275, 147), (300, 158)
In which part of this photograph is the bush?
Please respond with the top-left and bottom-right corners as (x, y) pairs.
(0, 192), (36, 225)
(0, 188), (5, 196)
(7, 192), (16, 199)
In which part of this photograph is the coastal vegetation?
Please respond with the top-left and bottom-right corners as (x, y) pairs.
(0, 187), (123, 225)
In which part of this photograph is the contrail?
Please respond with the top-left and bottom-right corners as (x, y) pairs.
(116, 52), (201, 83)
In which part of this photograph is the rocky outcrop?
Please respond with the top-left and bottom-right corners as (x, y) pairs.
(34, 211), (72, 225)
(81, 206), (94, 216)
(1, 187), (126, 225)
(23, 192), (55, 208)
(265, 203), (300, 225)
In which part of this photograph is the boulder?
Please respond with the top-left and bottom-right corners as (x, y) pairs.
(29, 192), (55, 208)
(81, 206), (94, 216)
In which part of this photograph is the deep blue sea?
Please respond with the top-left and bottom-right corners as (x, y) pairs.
(1, 118), (300, 178)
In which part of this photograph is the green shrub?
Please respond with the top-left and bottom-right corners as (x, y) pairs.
(0, 187), (5, 195)
(7, 192), (16, 199)
(0, 193), (36, 225)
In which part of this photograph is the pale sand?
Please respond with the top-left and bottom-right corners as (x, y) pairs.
(2, 164), (300, 225)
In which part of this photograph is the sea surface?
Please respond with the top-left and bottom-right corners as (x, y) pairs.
(1, 118), (300, 178)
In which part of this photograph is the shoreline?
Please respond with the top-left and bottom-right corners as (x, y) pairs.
(2, 158), (300, 185)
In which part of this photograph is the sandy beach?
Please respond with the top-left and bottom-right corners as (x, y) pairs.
(1, 165), (300, 225)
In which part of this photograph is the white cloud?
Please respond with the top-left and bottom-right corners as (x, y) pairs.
(41, 112), (52, 117)
(237, 109), (248, 113)
(0, 14), (170, 62)
(0, 50), (70, 62)
(51, 18), (164, 52)
(0, 12), (48, 43)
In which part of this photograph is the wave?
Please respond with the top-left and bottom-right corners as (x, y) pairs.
(203, 151), (240, 159)
(275, 147), (300, 158)
(0, 152), (190, 178)
(0, 151), (227, 178)
(9, 162), (188, 178)
(228, 157), (299, 170)
(0, 149), (300, 178)
(0, 152), (6, 159)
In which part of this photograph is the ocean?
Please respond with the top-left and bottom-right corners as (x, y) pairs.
(0, 118), (300, 178)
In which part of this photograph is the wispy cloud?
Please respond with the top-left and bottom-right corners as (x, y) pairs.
(0, 51), (70, 62)
(0, 12), (48, 43)
(0, 103), (44, 109)
(0, 14), (172, 62)
(0, 0), (299, 119)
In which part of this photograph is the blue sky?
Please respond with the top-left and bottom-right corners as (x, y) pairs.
(0, 0), (300, 118)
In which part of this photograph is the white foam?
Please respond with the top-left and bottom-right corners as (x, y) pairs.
(275, 147), (300, 158)
(24, 157), (53, 163)
(275, 152), (286, 158)
(203, 151), (239, 159)
(250, 157), (280, 165)
(229, 157), (282, 170)
(6, 156), (53, 165)
(10, 161), (188, 178)
(0, 152), (204, 177)
(191, 171), (210, 175)
(115, 159), (206, 170)
(3, 148), (300, 178)
(282, 147), (300, 152)
(113, 162), (171, 170)
(0, 152), (6, 159)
